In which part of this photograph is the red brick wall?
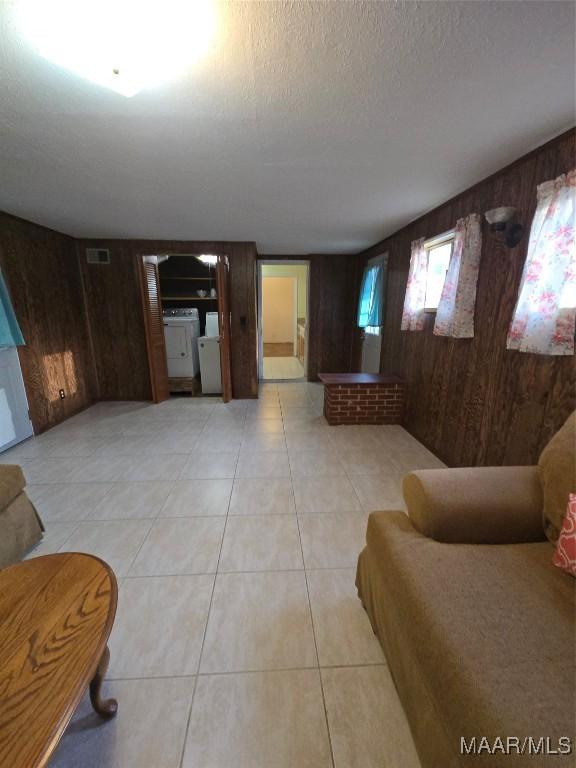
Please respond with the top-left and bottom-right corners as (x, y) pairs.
(323, 382), (405, 425)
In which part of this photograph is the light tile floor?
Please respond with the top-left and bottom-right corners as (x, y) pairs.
(1, 382), (447, 767)
(263, 355), (305, 380)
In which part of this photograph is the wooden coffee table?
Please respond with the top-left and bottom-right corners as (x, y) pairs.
(0, 553), (118, 768)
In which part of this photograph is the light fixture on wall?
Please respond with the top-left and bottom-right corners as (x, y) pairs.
(15, 0), (217, 97)
(484, 207), (524, 248)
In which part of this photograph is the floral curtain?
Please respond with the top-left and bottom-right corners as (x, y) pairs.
(434, 213), (482, 338)
(507, 170), (576, 355)
(0, 270), (25, 348)
(358, 262), (384, 328)
(401, 237), (427, 331)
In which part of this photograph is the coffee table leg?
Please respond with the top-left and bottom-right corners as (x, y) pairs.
(89, 645), (118, 719)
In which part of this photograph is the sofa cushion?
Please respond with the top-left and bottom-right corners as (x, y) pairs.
(0, 464), (26, 509)
(538, 411), (576, 543)
(356, 511), (575, 768)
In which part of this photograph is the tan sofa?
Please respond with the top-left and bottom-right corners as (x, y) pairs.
(356, 413), (576, 768)
(0, 464), (44, 568)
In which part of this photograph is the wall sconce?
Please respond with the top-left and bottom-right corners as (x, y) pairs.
(484, 207), (524, 248)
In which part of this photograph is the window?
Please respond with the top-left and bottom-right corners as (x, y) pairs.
(424, 232), (454, 311)
(357, 259), (385, 329)
(507, 169), (575, 355)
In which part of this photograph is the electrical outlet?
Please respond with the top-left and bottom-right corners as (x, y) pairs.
(59, 389), (65, 399)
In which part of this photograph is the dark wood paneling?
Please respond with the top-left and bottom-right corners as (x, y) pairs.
(307, 254), (362, 380)
(78, 241), (152, 401)
(78, 239), (258, 400)
(357, 129), (576, 467)
(228, 243), (258, 398)
(0, 213), (94, 433)
(258, 255), (361, 381)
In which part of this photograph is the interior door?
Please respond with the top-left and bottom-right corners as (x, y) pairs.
(216, 255), (233, 402)
(140, 257), (170, 403)
(360, 254), (388, 373)
(0, 347), (33, 451)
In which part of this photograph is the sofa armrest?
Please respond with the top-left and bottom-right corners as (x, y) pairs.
(0, 464), (26, 509)
(402, 466), (545, 544)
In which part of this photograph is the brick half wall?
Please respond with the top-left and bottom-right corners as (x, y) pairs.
(320, 378), (405, 425)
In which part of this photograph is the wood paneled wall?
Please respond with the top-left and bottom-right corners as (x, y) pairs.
(357, 129), (576, 467)
(307, 255), (361, 380)
(78, 239), (258, 400)
(77, 241), (152, 401)
(0, 213), (94, 433)
(258, 255), (361, 381)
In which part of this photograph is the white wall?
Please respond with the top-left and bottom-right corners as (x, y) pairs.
(261, 264), (307, 320)
(262, 277), (296, 343)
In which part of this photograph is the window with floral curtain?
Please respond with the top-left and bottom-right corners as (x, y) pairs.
(507, 170), (575, 355)
(358, 261), (384, 328)
(434, 213), (482, 338)
(401, 237), (427, 331)
(0, 270), (25, 348)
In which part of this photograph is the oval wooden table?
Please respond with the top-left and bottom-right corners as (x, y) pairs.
(0, 553), (118, 768)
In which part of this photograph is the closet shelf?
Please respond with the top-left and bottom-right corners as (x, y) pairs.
(160, 276), (213, 280)
(161, 296), (217, 301)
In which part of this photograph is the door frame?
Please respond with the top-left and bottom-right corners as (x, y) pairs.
(0, 346), (34, 452)
(359, 252), (388, 374)
(140, 255), (170, 403)
(215, 254), (233, 402)
(257, 260), (310, 382)
(139, 252), (232, 401)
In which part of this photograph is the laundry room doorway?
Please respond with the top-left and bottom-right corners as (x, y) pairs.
(139, 253), (232, 402)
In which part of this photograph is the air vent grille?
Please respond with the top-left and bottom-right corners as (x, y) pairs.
(86, 248), (110, 264)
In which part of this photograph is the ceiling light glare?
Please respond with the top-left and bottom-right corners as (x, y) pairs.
(16, 0), (217, 97)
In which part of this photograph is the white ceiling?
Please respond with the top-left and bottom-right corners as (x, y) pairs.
(0, 1), (574, 254)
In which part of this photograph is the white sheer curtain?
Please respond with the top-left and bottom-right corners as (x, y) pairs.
(401, 238), (427, 331)
(434, 213), (482, 338)
(507, 170), (576, 355)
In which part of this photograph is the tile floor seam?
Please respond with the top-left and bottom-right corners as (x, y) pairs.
(289, 420), (336, 768)
(177, 676), (199, 768)
(99, 660), (389, 686)
(55, 523), (81, 553)
(114, 517), (156, 577)
(178, 459), (234, 768)
(338, 439), (369, 514)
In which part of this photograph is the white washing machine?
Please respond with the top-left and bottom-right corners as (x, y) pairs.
(163, 308), (200, 378)
(197, 336), (222, 394)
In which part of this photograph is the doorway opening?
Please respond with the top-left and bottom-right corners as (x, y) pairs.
(258, 261), (309, 381)
(358, 253), (388, 373)
(139, 253), (232, 403)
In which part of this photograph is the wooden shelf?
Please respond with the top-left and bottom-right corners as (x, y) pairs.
(161, 296), (217, 301)
(160, 277), (213, 280)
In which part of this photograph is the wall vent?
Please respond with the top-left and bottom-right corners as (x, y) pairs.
(86, 248), (110, 264)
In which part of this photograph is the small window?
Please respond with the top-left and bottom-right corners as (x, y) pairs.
(424, 233), (454, 311)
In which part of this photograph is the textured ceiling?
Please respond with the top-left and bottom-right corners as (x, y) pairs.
(0, 1), (574, 253)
